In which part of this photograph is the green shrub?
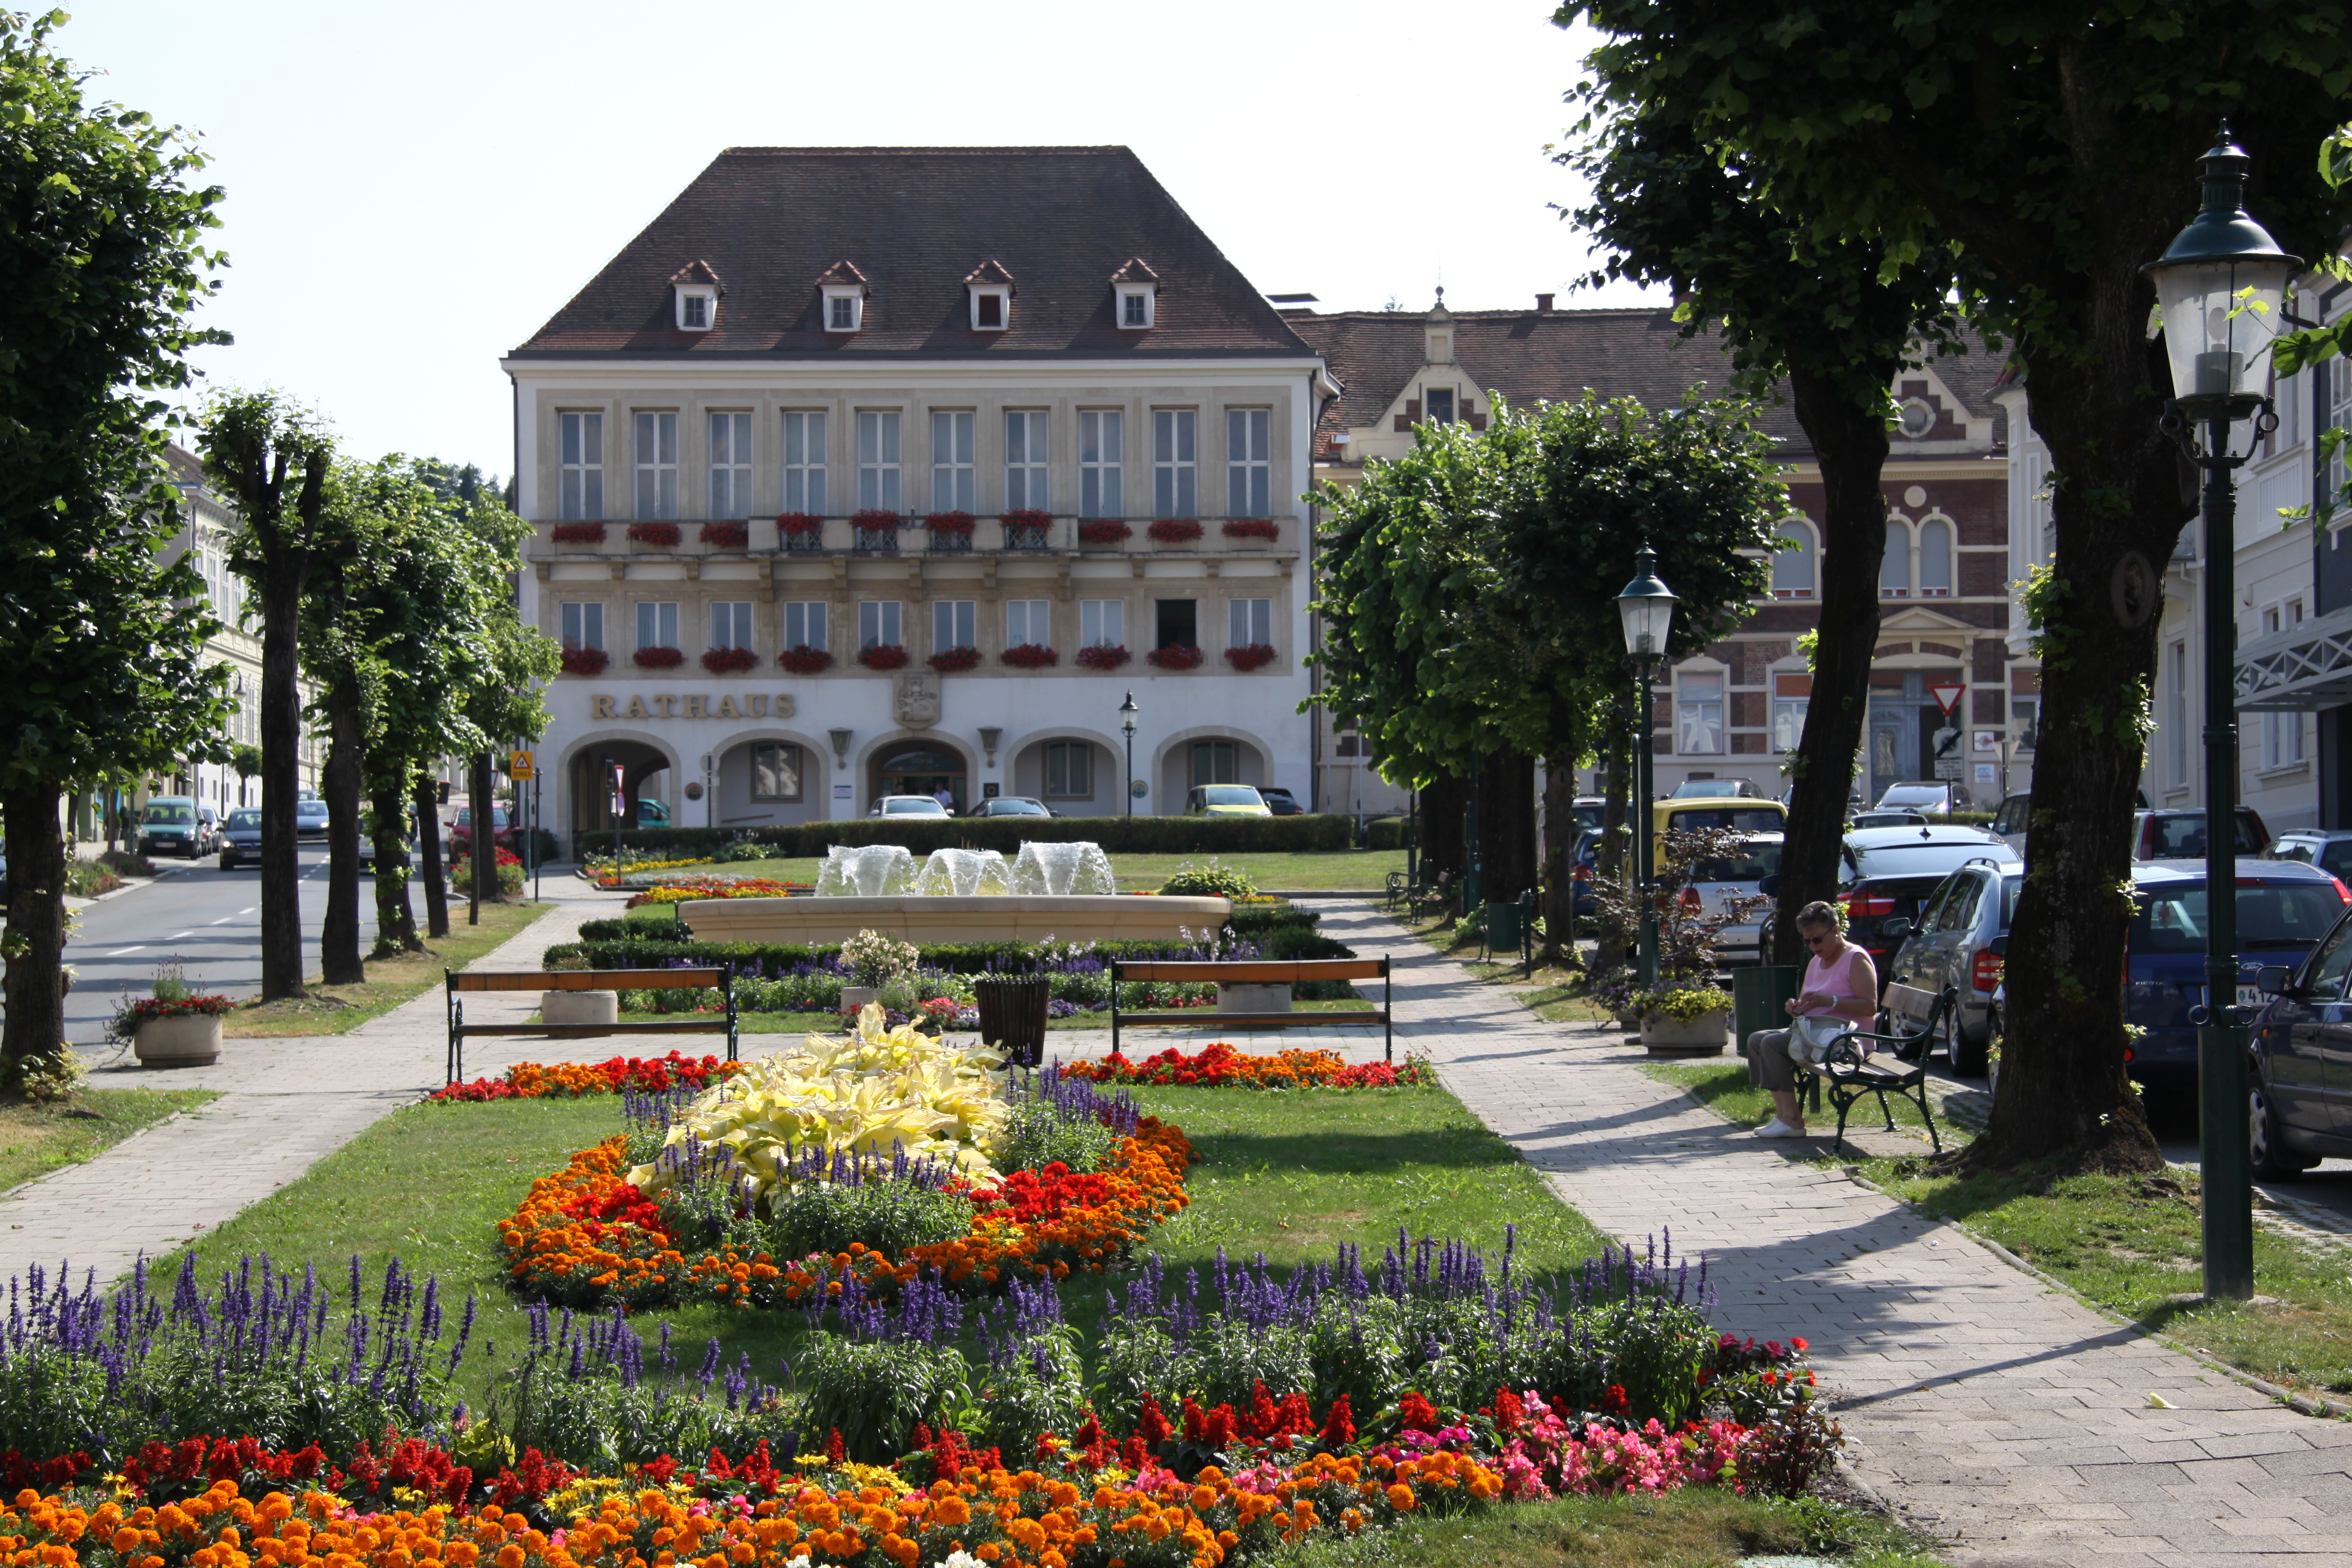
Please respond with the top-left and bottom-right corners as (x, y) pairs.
(973, 1322), (1089, 1458)
(1365, 815), (1413, 851)
(768, 1180), (975, 1261)
(576, 813), (1352, 859)
(798, 1334), (971, 1465)
(1159, 856), (1258, 898)
(994, 1093), (1119, 1175)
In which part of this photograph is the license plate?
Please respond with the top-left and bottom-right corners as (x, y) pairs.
(2239, 984), (2264, 1008)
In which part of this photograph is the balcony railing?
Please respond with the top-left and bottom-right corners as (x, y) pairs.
(529, 516), (1295, 559)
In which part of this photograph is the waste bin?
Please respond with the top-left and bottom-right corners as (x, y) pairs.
(974, 976), (1052, 1068)
(1483, 900), (1525, 954)
(1731, 965), (1801, 1057)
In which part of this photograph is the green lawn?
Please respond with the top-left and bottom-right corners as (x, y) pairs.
(643, 849), (1405, 893)
(224, 897), (555, 1036)
(0, 1087), (216, 1195)
(1643, 1060), (1942, 1140)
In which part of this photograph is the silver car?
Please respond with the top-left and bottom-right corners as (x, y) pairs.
(1881, 858), (2023, 1075)
(1686, 832), (1779, 967)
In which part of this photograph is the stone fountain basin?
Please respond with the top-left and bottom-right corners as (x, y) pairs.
(677, 894), (1233, 946)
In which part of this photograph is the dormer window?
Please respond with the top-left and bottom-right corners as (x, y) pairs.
(1119, 287), (1154, 328)
(975, 292), (1005, 329)
(817, 260), (869, 334)
(964, 260), (1015, 332)
(679, 292), (711, 330)
(668, 260), (722, 333)
(1111, 258), (1160, 330)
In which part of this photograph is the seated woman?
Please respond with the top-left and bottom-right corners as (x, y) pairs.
(1743, 900), (1879, 1139)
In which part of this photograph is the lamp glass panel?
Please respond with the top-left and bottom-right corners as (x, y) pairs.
(2154, 256), (2294, 401)
(1617, 592), (1674, 659)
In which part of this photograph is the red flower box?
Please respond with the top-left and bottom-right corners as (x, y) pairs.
(1001, 643), (1059, 668)
(551, 522), (607, 544)
(627, 522), (682, 548)
(923, 511), (976, 535)
(928, 645), (981, 673)
(699, 521), (749, 548)
(1147, 644), (1205, 670)
(633, 646), (686, 669)
(1225, 642), (1277, 671)
(1222, 518), (1279, 542)
(1000, 508), (1052, 530)
(778, 645), (834, 674)
(776, 512), (825, 536)
(857, 643), (909, 670)
(1078, 520), (1132, 545)
(1147, 519), (1203, 543)
(1076, 644), (1131, 670)
(701, 646), (758, 674)
(851, 509), (901, 529)
(560, 646), (609, 676)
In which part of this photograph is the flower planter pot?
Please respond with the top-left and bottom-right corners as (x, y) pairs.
(134, 1014), (220, 1067)
(540, 990), (618, 1028)
(840, 986), (881, 1013)
(1614, 1009), (1644, 1034)
(1641, 1009), (1729, 1056)
(1218, 982), (1292, 1015)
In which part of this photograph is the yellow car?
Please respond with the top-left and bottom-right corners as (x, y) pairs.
(1185, 784), (1272, 818)
(1651, 795), (1786, 849)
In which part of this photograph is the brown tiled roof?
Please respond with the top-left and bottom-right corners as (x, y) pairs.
(963, 259), (1016, 288)
(513, 148), (1312, 360)
(815, 259), (869, 288)
(668, 259), (722, 288)
(1109, 257), (1161, 284)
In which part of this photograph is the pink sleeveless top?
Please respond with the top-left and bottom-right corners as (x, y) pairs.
(1798, 945), (1873, 1017)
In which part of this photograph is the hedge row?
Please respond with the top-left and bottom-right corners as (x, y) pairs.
(577, 813), (1353, 859)
(541, 929), (1356, 975)
(1365, 816), (1413, 851)
(575, 900), (1324, 947)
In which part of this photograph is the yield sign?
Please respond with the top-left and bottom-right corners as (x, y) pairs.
(1930, 683), (1965, 717)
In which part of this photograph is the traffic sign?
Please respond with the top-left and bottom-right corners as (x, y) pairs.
(510, 750), (535, 781)
(1929, 683), (1965, 717)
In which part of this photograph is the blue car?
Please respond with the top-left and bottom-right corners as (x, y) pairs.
(2135, 858), (2349, 1097)
(2249, 881), (2352, 1178)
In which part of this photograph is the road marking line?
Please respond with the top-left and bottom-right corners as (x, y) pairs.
(106, 947), (143, 957)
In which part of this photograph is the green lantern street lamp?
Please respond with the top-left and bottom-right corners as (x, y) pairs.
(1120, 691), (1138, 819)
(1617, 543), (1676, 991)
(2144, 125), (2302, 1303)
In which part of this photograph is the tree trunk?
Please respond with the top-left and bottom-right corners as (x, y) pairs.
(1771, 364), (1891, 965)
(1596, 687), (1632, 979)
(319, 675), (366, 985)
(1540, 723), (1580, 966)
(415, 773), (450, 940)
(469, 751), (494, 919)
(370, 774), (418, 958)
(0, 782), (68, 1070)
(1420, 771), (1467, 884)
(1478, 749), (1538, 905)
(257, 555), (308, 999)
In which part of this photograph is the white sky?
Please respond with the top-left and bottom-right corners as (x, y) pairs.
(60, 0), (1663, 476)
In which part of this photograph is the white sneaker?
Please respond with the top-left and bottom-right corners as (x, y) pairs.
(1754, 1118), (1809, 1138)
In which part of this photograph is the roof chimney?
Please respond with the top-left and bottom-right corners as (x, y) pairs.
(1535, 294), (1555, 313)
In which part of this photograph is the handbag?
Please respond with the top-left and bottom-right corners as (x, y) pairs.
(1788, 1013), (1852, 1065)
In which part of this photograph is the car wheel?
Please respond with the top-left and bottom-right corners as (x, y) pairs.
(1947, 1006), (1989, 1078)
(2250, 1076), (2312, 1181)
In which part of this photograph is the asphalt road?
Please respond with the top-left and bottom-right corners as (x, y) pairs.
(61, 843), (379, 1047)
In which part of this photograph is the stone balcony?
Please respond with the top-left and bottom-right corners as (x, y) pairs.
(525, 514), (1297, 566)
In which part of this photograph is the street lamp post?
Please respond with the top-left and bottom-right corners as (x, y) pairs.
(2144, 124), (2301, 1302)
(1616, 544), (1677, 992)
(1120, 692), (1138, 818)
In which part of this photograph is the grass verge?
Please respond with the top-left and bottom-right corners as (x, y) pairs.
(1402, 915), (1615, 1028)
(647, 849), (1407, 894)
(223, 898), (555, 1036)
(1642, 1060), (1941, 1140)
(0, 1088), (217, 1195)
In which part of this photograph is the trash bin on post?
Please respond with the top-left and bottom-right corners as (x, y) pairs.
(1731, 965), (1801, 1058)
(1483, 900), (1524, 956)
(974, 976), (1052, 1068)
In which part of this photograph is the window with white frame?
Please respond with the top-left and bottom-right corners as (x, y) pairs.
(1080, 411), (1123, 517)
(635, 600), (679, 651)
(1771, 521), (1815, 598)
(708, 412), (752, 519)
(2265, 709), (2307, 769)
(559, 412), (604, 520)
(560, 602), (604, 651)
(782, 411), (827, 514)
(1190, 740), (1238, 786)
(2169, 640), (2190, 784)
(1424, 387), (1455, 425)
(1080, 598), (1125, 648)
(1917, 518), (1954, 596)
(782, 601), (828, 652)
(1226, 409), (1270, 516)
(931, 411), (976, 513)
(1153, 409), (1196, 517)
(751, 742), (802, 802)
(1045, 740), (1092, 798)
(1772, 674), (1810, 752)
(1879, 522), (1911, 598)
(2331, 357), (2352, 506)
(710, 602), (754, 650)
(931, 598), (976, 652)
(859, 600), (902, 650)
(634, 412), (679, 519)
(2013, 697), (2039, 752)
(824, 287), (863, 333)
(1227, 597), (1271, 648)
(970, 287), (1008, 331)
(857, 411), (901, 512)
(1006, 599), (1050, 648)
(676, 288), (714, 331)
(1005, 411), (1049, 511)
(1676, 675), (1725, 754)
(1118, 285), (1154, 329)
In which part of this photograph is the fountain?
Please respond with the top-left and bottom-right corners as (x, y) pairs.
(1011, 841), (1117, 896)
(913, 847), (1013, 896)
(814, 843), (917, 897)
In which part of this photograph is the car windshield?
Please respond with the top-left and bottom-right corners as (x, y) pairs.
(1671, 781), (1744, 798)
(1572, 803), (1605, 830)
(1201, 787), (1259, 805)
(455, 808), (504, 826)
(1692, 843), (1781, 882)
(992, 800), (1047, 815)
(1850, 843), (2015, 880)
(884, 799), (944, 813)
(2131, 881), (2346, 955)
(143, 803), (194, 824)
(227, 810), (260, 829)
(2146, 812), (2264, 857)
(1666, 807), (1781, 833)
(1880, 787), (1948, 808)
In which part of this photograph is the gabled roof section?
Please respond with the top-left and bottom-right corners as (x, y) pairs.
(964, 259), (1016, 288)
(668, 259), (723, 289)
(1109, 257), (1160, 284)
(513, 148), (1312, 359)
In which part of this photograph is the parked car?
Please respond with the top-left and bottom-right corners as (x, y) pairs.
(1571, 796), (1606, 833)
(2251, 901), (2352, 1177)
(1850, 810), (1928, 830)
(1669, 778), (1764, 799)
(1876, 782), (1965, 814)
(194, 805), (222, 855)
(294, 797), (330, 839)
(1837, 825), (2022, 990)
(1990, 792), (2031, 856)
(1651, 797), (1786, 848)
(1683, 833), (1780, 967)
(2140, 857), (2346, 1100)
(969, 796), (1053, 818)
(2265, 828), (2352, 880)
(1566, 828), (1604, 919)
(1185, 784), (1271, 818)
(2131, 806), (2266, 861)
(216, 807), (261, 870)
(1258, 786), (1303, 817)
(637, 798), (672, 827)
(1881, 858), (2024, 1074)
(451, 805), (509, 850)
(139, 796), (206, 858)
(869, 795), (950, 817)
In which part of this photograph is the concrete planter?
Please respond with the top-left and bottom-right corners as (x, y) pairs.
(1642, 1009), (1730, 1056)
(134, 1014), (220, 1067)
(840, 986), (881, 1014)
(1218, 982), (1293, 1015)
(540, 990), (618, 1028)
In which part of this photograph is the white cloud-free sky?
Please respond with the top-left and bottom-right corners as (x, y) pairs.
(58, 0), (1662, 476)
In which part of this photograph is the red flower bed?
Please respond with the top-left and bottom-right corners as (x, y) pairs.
(922, 510), (976, 534)
(967, 1161), (1117, 1225)
(1000, 507), (1052, 532)
(550, 522), (606, 544)
(1078, 519), (1132, 544)
(857, 643), (910, 670)
(850, 509), (901, 529)
(1147, 518), (1203, 543)
(1147, 643), (1204, 670)
(1223, 518), (1280, 541)
(431, 1051), (744, 1102)
(627, 522), (682, 548)
(632, 646), (685, 669)
(777, 644), (834, 673)
(560, 646), (609, 676)
(1001, 642), (1058, 668)
(699, 521), (748, 548)
(776, 511), (824, 536)
(701, 646), (758, 674)
(1226, 641), (1278, 671)
(1063, 1041), (1436, 1089)
(928, 645), (980, 673)
(1076, 643), (1132, 670)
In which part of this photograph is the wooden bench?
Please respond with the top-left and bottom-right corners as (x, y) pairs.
(1109, 958), (1393, 1060)
(444, 966), (737, 1084)
(1790, 984), (1956, 1157)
